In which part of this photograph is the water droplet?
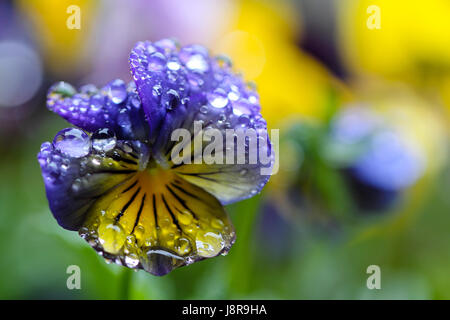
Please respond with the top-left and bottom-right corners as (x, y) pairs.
(167, 59), (181, 71)
(162, 89), (180, 111)
(154, 38), (179, 53)
(207, 89), (228, 109)
(117, 109), (131, 128)
(92, 128), (117, 153)
(240, 169), (248, 176)
(80, 84), (97, 95)
(187, 72), (204, 87)
(185, 256), (195, 265)
(187, 54), (208, 72)
(248, 94), (259, 104)
(177, 210), (193, 225)
(107, 79), (127, 104)
(98, 219), (127, 254)
(50, 81), (76, 98)
(53, 128), (90, 158)
(125, 254), (139, 268)
(211, 218), (225, 229)
(152, 84), (162, 97)
(89, 94), (104, 112)
(232, 99), (253, 116)
(199, 105), (209, 114)
(215, 54), (232, 69)
(238, 114), (250, 127)
(147, 52), (166, 72)
(228, 91), (239, 101)
(195, 231), (224, 258)
(175, 237), (192, 255)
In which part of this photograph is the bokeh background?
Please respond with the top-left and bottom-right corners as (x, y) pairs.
(1, 0), (449, 299)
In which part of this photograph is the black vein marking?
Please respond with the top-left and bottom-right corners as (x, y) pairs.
(177, 170), (227, 176)
(161, 194), (182, 233)
(165, 119), (188, 156)
(171, 162), (185, 169)
(176, 172), (247, 191)
(95, 169), (136, 174)
(152, 194), (158, 228)
(177, 172), (217, 182)
(117, 145), (139, 159)
(131, 193), (146, 234)
(169, 122), (210, 168)
(169, 148), (196, 169)
(121, 180), (138, 194)
(115, 187), (141, 222)
(166, 185), (199, 220)
(110, 153), (138, 165)
(73, 173), (135, 200)
(170, 182), (200, 200)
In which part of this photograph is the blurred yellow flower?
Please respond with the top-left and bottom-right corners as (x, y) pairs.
(213, 0), (349, 129)
(339, 0), (450, 80)
(16, 0), (97, 76)
(339, 0), (450, 120)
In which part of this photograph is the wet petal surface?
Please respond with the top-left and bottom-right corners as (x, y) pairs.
(80, 167), (235, 276)
(47, 80), (149, 141)
(129, 40), (273, 204)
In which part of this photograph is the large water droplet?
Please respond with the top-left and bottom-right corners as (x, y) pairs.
(167, 59), (181, 71)
(232, 99), (252, 116)
(125, 254), (139, 268)
(154, 38), (179, 53)
(174, 237), (192, 256)
(186, 54), (209, 72)
(53, 128), (90, 158)
(50, 81), (76, 98)
(98, 218), (127, 254)
(207, 89), (228, 109)
(215, 54), (232, 69)
(92, 128), (117, 153)
(199, 105), (209, 114)
(195, 231), (224, 258)
(148, 52), (166, 72)
(152, 84), (162, 97)
(162, 89), (180, 111)
(80, 84), (97, 95)
(107, 79), (127, 104)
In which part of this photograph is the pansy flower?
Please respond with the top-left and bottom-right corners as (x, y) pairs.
(38, 39), (273, 276)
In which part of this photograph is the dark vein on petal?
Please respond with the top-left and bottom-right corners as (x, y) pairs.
(152, 194), (158, 228)
(110, 153), (138, 165)
(121, 180), (138, 194)
(166, 185), (199, 220)
(131, 193), (146, 234)
(161, 193), (182, 233)
(170, 182), (200, 200)
(115, 186), (141, 222)
(94, 169), (136, 174)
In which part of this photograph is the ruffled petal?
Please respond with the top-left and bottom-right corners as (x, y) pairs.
(38, 127), (235, 276)
(38, 127), (149, 230)
(129, 39), (273, 204)
(80, 167), (235, 276)
(47, 80), (149, 141)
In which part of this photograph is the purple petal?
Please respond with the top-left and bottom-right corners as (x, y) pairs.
(47, 80), (149, 141)
(129, 39), (272, 204)
(38, 128), (149, 230)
